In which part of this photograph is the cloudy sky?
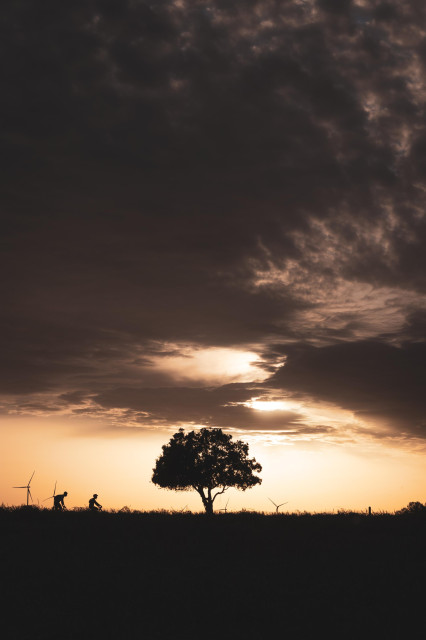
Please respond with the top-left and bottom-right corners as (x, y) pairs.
(1, 0), (426, 511)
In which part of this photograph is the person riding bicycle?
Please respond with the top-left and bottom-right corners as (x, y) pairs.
(88, 494), (102, 511)
(53, 491), (68, 511)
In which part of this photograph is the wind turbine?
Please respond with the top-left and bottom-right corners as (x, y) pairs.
(42, 480), (57, 505)
(268, 497), (288, 514)
(219, 498), (230, 513)
(13, 471), (35, 506)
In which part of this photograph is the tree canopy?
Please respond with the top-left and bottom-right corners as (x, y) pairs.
(151, 428), (262, 514)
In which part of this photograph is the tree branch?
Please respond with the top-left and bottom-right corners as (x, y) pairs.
(193, 485), (206, 500)
(212, 486), (227, 502)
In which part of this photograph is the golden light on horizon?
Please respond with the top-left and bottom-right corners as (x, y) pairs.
(1, 414), (426, 514)
(243, 395), (360, 436)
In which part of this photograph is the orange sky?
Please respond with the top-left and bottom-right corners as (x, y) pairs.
(2, 413), (425, 513)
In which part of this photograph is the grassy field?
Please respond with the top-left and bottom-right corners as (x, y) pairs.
(1, 506), (425, 639)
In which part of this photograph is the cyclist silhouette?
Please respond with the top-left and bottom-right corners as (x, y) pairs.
(53, 491), (68, 511)
(88, 494), (102, 511)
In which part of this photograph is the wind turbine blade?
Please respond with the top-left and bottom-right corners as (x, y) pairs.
(28, 488), (33, 503)
(268, 498), (277, 507)
(54, 481), (57, 496)
(13, 486), (27, 488)
(29, 470), (35, 485)
(42, 496), (54, 502)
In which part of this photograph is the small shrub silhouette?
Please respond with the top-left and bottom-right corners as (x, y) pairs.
(395, 501), (426, 515)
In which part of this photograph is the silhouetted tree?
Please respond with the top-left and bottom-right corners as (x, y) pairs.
(396, 501), (426, 515)
(152, 428), (262, 514)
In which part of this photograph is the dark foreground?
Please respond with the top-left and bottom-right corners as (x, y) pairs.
(1, 507), (425, 639)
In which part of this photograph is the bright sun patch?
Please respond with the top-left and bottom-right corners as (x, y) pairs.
(246, 398), (301, 412)
(149, 345), (268, 383)
(243, 396), (364, 442)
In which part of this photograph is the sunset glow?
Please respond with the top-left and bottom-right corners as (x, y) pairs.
(245, 398), (301, 412)
(2, 0), (426, 517)
(149, 345), (267, 383)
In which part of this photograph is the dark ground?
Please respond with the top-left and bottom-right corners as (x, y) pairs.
(1, 507), (425, 639)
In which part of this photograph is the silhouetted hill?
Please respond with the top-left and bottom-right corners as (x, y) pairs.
(1, 507), (425, 639)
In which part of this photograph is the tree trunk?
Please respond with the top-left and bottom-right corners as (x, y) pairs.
(204, 498), (214, 515)
(196, 488), (214, 515)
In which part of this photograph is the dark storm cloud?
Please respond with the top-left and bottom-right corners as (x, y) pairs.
(93, 383), (332, 434)
(268, 340), (426, 434)
(1, 1), (426, 439)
